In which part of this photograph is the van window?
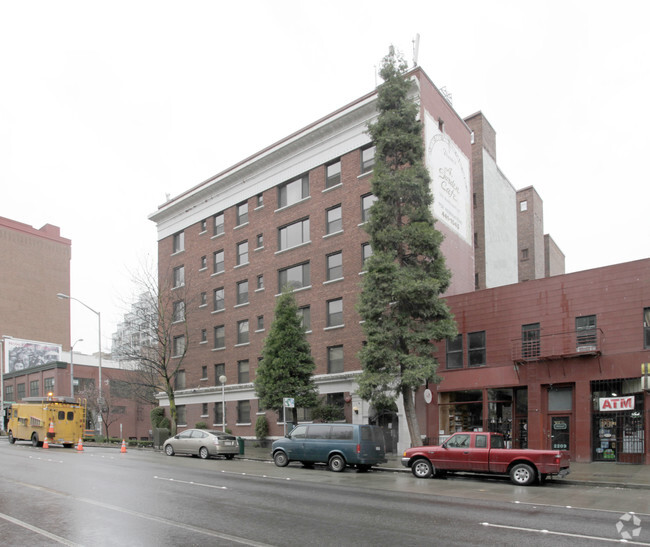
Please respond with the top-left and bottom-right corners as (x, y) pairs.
(330, 425), (353, 440)
(307, 425), (331, 439)
(290, 425), (307, 439)
(58, 411), (65, 420)
(67, 412), (74, 421)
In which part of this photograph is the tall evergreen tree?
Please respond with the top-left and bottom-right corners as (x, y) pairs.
(255, 289), (319, 426)
(357, 48), (457, 447)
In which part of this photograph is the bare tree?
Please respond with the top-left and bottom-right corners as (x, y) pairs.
(112, 260), (191, 436)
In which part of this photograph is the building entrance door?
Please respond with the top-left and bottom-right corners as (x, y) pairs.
(549, 415), (571, 452)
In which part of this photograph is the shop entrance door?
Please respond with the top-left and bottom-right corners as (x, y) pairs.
(549, 415), (571, 452)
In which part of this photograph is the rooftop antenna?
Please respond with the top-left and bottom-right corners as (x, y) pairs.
(412, 33), (420, 67)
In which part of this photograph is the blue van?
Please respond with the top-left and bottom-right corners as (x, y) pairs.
(271, 423), (387, 472)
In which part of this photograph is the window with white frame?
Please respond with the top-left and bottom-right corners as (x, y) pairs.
(278, 175), (309, 208)
(173, 265), (185, 288)
(326, 252), (343, 281)
(238, 360), (250, 383)
(326, 205), (342, 234)
(327, 298), (343, 327)
(236, 280), (249, 305)
(236, 201), (249, 226)
(214, 326), (225, 349)
(237, 400), (251, 423)
(172, 300), (185, 323)
(297, 305), (311, 331)
(278, 262), (310, 291)
(327, 345), (344, 373)
(173, 231), (184, 253)
(326, 160), (341, 188)
(214, 212), (224, 236)
(173, 335), (186, 358)
(237, 320), (249, 345)
(213, 287), (225, 312)
(237, 241), (249, 265)
(361, 145), (375, 173)
(214, 250), (224, 274)
(279, 218), (310, 250)
(361, 194), (377, 222)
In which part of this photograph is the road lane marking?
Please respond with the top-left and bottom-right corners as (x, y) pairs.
(481, 521), (650, 545)
(512, 500), (650, 518)
(154, 476), (227, 489)
(219, 469), (292, 480)
(0, 512), (83, 547)
(10, 479), (272, 547)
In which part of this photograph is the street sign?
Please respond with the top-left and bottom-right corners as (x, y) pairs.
(283, 397), (295, 408)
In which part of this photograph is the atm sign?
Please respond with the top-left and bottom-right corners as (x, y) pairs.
(599, 396), (634, 411)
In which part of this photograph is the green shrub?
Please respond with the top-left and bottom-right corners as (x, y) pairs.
(255, 415), (269, 439)
(195, 421), (208, 429)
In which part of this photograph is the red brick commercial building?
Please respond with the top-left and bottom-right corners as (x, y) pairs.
(430, 259), (650, 464)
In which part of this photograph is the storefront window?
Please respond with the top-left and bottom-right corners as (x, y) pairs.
(487, 389), (513, 443)
(439, 390), (482, 436)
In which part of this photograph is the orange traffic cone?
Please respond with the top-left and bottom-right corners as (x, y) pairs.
(120, 439), (127, 453)
(43, 436), (49, 449)
(76, 438), (84, 451)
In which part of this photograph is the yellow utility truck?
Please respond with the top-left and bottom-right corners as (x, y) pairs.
(7, 396), (86, 448)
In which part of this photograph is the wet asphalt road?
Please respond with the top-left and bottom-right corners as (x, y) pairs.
(1, 440), (650, 546)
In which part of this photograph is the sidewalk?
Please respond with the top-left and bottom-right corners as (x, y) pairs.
(239, 444), (650, 489)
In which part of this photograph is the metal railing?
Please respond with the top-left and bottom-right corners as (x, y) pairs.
(511, 328), (602, 363)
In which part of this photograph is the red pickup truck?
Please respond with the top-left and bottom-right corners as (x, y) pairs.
(401, 431), (570, 486)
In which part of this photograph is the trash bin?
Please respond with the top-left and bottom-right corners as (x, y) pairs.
(237, 437), (245, 455)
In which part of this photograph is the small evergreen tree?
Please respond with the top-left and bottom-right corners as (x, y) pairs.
(357, 47), (457, 447)
(255, 289), (319, 426)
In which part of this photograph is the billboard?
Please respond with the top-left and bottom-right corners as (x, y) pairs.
(3, 338), (62, 373)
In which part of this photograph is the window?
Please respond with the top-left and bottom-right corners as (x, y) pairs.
(238, 360), (250, 383)
(521, 248), (529, 261)
(468, 331), (486, 367)
(44, 377), (54, 393)
(214, 325), (225, 349)
(446, 334), (463, 369)
(200, 219), (207, 232)
(214, 213), (224, 236)
(278, 262), (310, 291)
(29, 380), (39, 397)
(645, 308), (650, 349)
(236, 280), (249, 305)
(298, 305), (311, 331)
(522, 323), (540, 358)
(237, 241), (249, 266)
(173, 335), (186, 357)
(236, 201), (249, 226)
(257, 315), (264, 331)
(256, 233), (264, 248)
(17, 383), (25, 400)
(237, 400), (251, 423)
(362, 243), (373, 269)
(201, 402), (208, 416)
(213, 250), (224, 274)
(201, 329), (207, 343)
(520, 200), (528, 212)
(5, 384), (13, 401)
(326, 252), (343, 281)
(200, 292), (207, 307)
(173, 265), (185, 288)
(278, 175), (309, 208)
(237, 320), (249, 345)
(256, 193), (264, 208)
(327, 298), (343, 327)
(173, 231), (184, 253)
(256, 274), (264, 291)
(214, 402), (224, 426)
(175, 370), (186, 390)
(215, 363), (225, 382)
(279, 218), (310, 250)
(361, 145), (375, 173)
(176, 405), (186, 426)
(326, 160), (341, 188)
(172, 300), (185, 323)
(327, 345), (343, 373)
(576, 315), (597, 350)
(213, 287), (225, 312)
(200, 366), (208, 379)
(200, 255), (207, 270)
(361, 194), (377, 222)
(326, 205), (342, 234)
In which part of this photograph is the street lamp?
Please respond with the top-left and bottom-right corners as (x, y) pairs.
(70, 338), (83, 399)
(0, 335), (13, 433)
(219, 375), (227, 432)
(57, 293), (102, 437)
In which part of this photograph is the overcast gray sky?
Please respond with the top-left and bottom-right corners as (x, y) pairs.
(2, 1), (648, 355)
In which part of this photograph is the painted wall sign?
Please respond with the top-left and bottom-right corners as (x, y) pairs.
(599, 396), (635, 411)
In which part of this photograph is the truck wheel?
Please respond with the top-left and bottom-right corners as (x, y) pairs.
(31, 433), (40, 447)
(510, 463), (536, 486)
(411, 458), (433, 479)
(273, 451), (289, 467)
(8, 431), (15, 444)
(328, 454), (346, 472)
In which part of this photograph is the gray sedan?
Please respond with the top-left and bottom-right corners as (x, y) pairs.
(163, 429), (238, 460)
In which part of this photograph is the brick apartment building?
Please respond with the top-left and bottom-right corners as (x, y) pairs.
(432, 259), (650, 464)
(149, 66), (570, 454)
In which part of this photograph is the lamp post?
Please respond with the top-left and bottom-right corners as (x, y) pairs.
(57, 293), (102, 437)
(219, 375), (227, 432)
(0, 336), (13, 433)
(70, 338), (83, 399)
